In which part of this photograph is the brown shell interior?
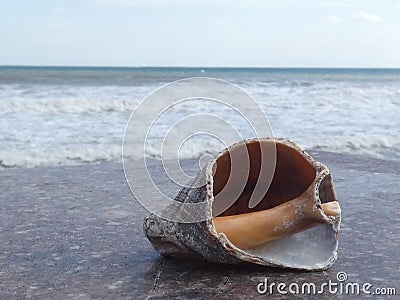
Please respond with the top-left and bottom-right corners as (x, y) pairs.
(212, 140), (316, 217)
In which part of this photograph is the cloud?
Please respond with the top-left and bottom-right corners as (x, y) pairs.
(356, 11), (381, 22)
(325, 15), (343, 25)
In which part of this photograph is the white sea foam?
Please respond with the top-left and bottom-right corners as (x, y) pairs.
(248, 83), (400, 108)
(0, 145), (122, 169)
(1, 133), (399, 169)
(1, 82), (398, 115)
(0, 85), (150, 114)
(294, 134), (400, 161)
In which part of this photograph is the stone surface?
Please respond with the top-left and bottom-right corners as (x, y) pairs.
(0, 151), (399, 299)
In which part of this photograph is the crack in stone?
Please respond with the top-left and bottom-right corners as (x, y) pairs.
(214, 271), (233, 298)
(224, 273), (231, 285)
(146, 258), (164, 299)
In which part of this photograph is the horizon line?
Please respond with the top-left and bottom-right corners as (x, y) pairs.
(1, 64), (400, 70)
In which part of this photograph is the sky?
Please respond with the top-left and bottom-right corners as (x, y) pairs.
(1, 0), (400, 67)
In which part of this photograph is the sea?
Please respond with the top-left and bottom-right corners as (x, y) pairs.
(0, 66), (399, 169)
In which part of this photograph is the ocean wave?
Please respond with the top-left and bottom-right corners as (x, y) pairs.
(1, 82), (399, 115)
(1, 97), (139, 114)
(1, 133), (399, 169)
(246, 83), (400, 108)
(0, 145), (123, 169)
(0, 85), (151, 114)
(294, 134), (400, 161)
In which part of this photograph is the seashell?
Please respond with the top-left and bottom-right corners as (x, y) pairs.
(143, 138), (341, 270)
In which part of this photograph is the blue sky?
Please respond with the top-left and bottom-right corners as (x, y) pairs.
(1, 0), (399, 67)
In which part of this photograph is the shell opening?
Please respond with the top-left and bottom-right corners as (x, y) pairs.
(211, 140), (340, 250)
(212, 140), (315, 217)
